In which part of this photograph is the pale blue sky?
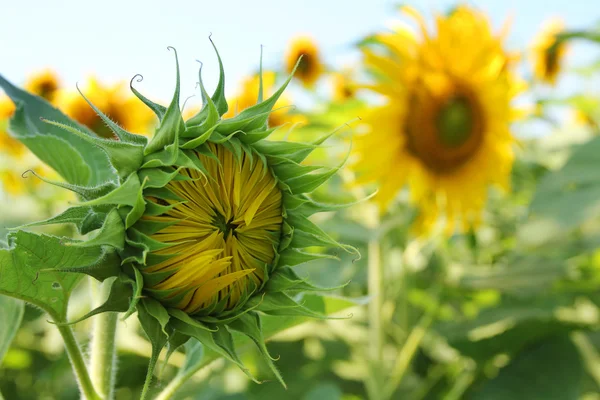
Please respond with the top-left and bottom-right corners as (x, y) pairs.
(0, 0), (598, 107)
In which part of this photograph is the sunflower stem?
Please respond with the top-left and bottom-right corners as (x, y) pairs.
(56, 323), (101, 400)
(367, 209), (384, 400)
(89, 278), (118, 400)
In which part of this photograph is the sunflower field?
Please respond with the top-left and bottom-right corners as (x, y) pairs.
(2, 2), (600, 399)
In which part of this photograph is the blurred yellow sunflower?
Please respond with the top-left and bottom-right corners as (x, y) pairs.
(0, 98), (23, 157)
(353, 6), (522, 233)
(57, 77), (156, 139)
(332, 69), (357, 102)
(285, 36), (324, 88)
(224, 71), (296, 127)
(532, 18), (567, 85)
(24, 69), (61, 103)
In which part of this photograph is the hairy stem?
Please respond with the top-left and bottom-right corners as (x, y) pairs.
(56, 324), (101, 400)
(367, 235), (384, 400)
(89, 279), (118, 400)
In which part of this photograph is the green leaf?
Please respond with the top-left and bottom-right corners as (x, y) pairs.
(138, 298), (169, 400)
(0, 74), (116, 186)
(521, 136), (600, 246)
(471, 335), (583, 400)
(0, 231), (104, 321)
(0, 295), (24, 367)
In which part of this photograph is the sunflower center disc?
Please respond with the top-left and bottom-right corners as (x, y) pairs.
(436, 96), (473, 148)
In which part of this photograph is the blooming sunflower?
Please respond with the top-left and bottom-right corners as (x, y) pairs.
(58, 77), (156, 138)
(353, 6), (521, 233)
(532, 18), (567, 85)
(223, 71), (293, 127)
(285, 36), (324, 88)
(0, 44), (355, 392)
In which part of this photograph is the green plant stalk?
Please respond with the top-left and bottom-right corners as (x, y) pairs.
(89, 279), (118, 400)
(154, 360), (221, 400)
(383, 311), (435, 400)
(56, 324), (101, 400)
(0, 388), (5, 400)
(367, 236), (384, 400)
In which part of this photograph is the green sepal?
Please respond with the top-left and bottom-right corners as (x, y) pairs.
(286, 167), (339, 195)
(40, 119), (145, 179)
(138, 167), (182, 189)
(130, 74), (167, 121)
(180, 123), (220, 149)
(297, 192), (376, 216)
(186, 37), (228, 123)
(180, 63), (220, 139)
(11, 206), (94, 231)
(23, 169), (117, 201)
(142, 297), (171, 337)
(253, 140), (318, 163)
(286, 213), (356, 255)
(229, 312), (286, 388)
(164, 331), (191, 372)
(143, 187), (184, 202)
(277, 248), (339, 268)
(225, 56), (300, 132)
(272, 159), (326, 181)
(138, 298), (169, 400)
(140, 141), (179, 169)
(169, 317), (254, 381)
(250, 292), (334, 319)
(78, 173), (142, 207)
(266, 266), (346, 293)
(73, 84), (148, 145)
(125, 179), (148, 229)
(238, 126), (278, 145)
(127, 228), (179, 252)
(145, 48), (184, 155)
(122, 264), (144, 319)
(64, 209), (125, 251)
(144, 200), (183, 217)
(0, 74), (116, 186)
(133, 218), (180, 236)
(140, 268), (174, 287)
(80, 208), (111, 235)
(54, 276), (133, 326)
(282, 194), (309, 211)
(176, 150), (210, 179)
(168, 309), (216, 332)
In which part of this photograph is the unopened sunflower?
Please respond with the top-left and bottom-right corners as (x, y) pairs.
(58, 77), (156, 138)
(0, 44), (355, 389)
(532, 18), (567, 85)
(285, 36), (324, 88)
(353, 6), (522, 233)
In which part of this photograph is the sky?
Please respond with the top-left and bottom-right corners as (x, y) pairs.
(0, 0), (598, 107)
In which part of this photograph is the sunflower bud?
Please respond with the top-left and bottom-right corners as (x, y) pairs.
(0, 41), (357, 387)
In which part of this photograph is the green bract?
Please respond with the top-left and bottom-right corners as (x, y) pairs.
(0, 43), (358, 387)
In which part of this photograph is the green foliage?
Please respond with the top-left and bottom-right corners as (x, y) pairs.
(0, 296), (23, 367)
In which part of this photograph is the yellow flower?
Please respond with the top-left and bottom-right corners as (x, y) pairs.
(57, 77), (156, 138)
(332, 69), (357, 102)
(143, 143), (282, 314)
(285, 36), (324, 88)
(354, 6), (521, 233)
(24, 69), (61, 103)
(0, 98), (25, 157)
(532, 18), (567, 85)
(223, 72), (293, 127)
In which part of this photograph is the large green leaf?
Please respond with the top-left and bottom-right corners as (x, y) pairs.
(0, 295), (24, 367)
(0, 74), (116, 186)
(520, 136), (600, 247)
(0, 231), (104, 321)
(470, 335), (583, 400)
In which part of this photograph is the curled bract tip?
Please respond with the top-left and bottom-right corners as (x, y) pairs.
(131, 74), (144, 85)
